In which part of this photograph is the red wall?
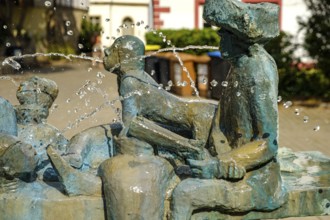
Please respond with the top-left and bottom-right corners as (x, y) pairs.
(152, 0), (170, 29)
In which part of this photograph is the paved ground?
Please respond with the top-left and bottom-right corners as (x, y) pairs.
(1, 61), (329, 220)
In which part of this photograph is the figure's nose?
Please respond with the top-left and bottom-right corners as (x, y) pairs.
(104, 48), (110, 57)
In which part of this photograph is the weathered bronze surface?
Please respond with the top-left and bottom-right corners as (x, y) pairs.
(0, 0), (329, 219)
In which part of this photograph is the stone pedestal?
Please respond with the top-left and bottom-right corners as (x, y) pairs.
(192, 149), (330, 219)
(0, 148), (329, 220)
(0, 181), (105, 220)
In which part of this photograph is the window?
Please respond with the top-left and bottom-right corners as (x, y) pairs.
(90, 16), (101, 26)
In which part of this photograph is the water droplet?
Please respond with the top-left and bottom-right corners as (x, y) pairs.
(303, 116), (309, 123)
(313, 125), (320, 131)
(66, 98), (71, 103)
(233, 81), (238, 88)
(74, 108), (78, 113)
(294, 108), (300, 115)
(136, 22), (141, 26)
(97, 79), (102, 84)
(210, 80), (218, 87)
(182, 67), (187, 72)
(97, 72), (105, 78)
(105, 18), (110, 22)
(44, 1), (52, 7)
(141, 20), (144, 25)
(2, 58), (21, 70)
(67, 30), (73, 35)
(236, 92), (241, 97)
(277, 96), (282, 103)
(65, 21), (71, 26)
(78, 43), (84, 49)
(116, 28), (120, 33)
(162, 37), (167, 42)
(221, 81), (228, 87)
(78, 92), (86, 99)
(283, 101), (292, 108)
(88, 67), (92, 72)
(3, 25), (7, 29)
(151, 70), (155, 76)
(250, 87), (255, 94)
(145, 25), (150, 30)
(202, 78), (207, 84)
(165, 86), (171, 91)
(6, 42), (11, 47)
(159, 32), (163, 37)
(167, 80), (173, 86)
(167, 40), (171, 46)
(82, 15), (86, 19)
(158, 84), (163, 89)
(182, 81), (188, 87)
(125, 54), (130, 59)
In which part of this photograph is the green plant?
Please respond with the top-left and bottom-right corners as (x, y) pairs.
(145, 28), (220, 55)
(265, 31), (297, 70)
(264, 31), (330, 101)
(78, 19), (102, 53)
(47, 44), (76, 60)
(278, 68), (330, 101)
(298, 0), (330, 77)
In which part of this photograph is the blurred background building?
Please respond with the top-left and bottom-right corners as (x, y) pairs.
(0, 0), (308, 53)
(87, 0), (308, 60)
(0, 0), (89, 56)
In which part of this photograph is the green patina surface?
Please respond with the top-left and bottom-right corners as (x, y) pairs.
(0, 0), (329, 219)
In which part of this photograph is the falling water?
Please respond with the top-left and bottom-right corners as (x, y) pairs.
(0, 20), (304, 138)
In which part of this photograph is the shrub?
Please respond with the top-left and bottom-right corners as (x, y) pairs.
(47, 44), (76, 60)
(265, 31), (330, 101)
(278, 68), (330, 101)
(145, 28), (220, 55)
(78, 19), (102, 53)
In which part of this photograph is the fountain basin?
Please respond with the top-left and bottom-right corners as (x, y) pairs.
(1, 148), (329, 220)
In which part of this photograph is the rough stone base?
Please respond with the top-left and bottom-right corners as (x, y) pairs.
(0, 182), (105, 220)
(192, 149), (330, 219)
(0, 148), (329, 220)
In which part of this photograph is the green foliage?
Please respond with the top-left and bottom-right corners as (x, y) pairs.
(47, 44), (76, 60)
(265, 31), (297, 70)
(278, 68), (330, 101)
(265, 31), (329, 101)
(145, 28), (220, 55)
(78, 19), (102, 53)
(298, 0), (330, 77)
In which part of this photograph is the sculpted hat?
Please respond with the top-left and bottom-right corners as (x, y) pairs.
(16, 76), (58, 108)
(203, 0), (280, 43)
